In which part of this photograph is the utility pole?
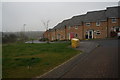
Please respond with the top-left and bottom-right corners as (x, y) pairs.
(23, 24), (26, 42)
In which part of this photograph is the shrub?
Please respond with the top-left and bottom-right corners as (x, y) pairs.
(2, 34), (18, 43)
(110, 31), (117, 37)
(39, 38), (49, 41)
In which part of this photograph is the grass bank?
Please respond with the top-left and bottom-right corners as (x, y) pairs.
(2, 42), (81, 78)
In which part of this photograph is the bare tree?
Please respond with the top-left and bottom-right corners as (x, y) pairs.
(41, 20), (50, 31)
(41, 20), (50, 43)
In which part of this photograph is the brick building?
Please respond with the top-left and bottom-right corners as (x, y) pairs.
(43, 6), (120, 41)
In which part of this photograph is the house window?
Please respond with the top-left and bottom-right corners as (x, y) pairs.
(86, 22), (91, 26)
(112, 18), (117, 23)
(68, 26), (71, 29)
(96, 30), (101, 35)
(113, 27), (120, 32)
(75, 26), (78, 29)
(57, 34), (60, 40)
(61, 35), (63, 38)
(52, 36), (54, 40)
(96, 22), (100, 26)
(74, 33), (78, 38)
(48, 34), (50, 37)
(86, 31), (88, 34)
(67, 33), (70, 40)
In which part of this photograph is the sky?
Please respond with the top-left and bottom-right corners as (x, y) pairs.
(1, 1), (119, 32)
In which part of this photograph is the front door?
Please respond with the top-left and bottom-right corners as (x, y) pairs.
(70, 32), (74, 39)
(88, 30), (93, 39)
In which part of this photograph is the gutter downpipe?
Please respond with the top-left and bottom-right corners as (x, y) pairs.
(65, 25), (67, 40)
(82, 22), (84, 39)
(107, 17), (109, 38)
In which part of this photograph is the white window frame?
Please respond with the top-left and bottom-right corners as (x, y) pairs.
(68, 26), (71, 29)
(48, 34), (50, 37)
(74, 33), (78, 38)
(75, 26), (78, 29)
(57, 34), (60, 40)
(86, 22), (91, 26)
(52, 36), (54, 40)
(113, 28), (116, 32)
(67, 33), (70, 40)
(96, 30), (101, 35)
(112, 18), (117, 23)
(96, 21), (100, 26)
(113, 27), (120, 32)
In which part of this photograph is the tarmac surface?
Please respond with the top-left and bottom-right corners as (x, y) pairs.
(34, 39), (119, 79)
(62, 39), (118, 78)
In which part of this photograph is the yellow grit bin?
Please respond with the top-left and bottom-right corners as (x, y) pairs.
(71, 38), (80, 48)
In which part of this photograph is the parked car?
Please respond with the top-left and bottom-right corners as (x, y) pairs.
(117, 31), (120, 39)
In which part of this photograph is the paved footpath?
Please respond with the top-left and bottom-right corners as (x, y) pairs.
(34, 39), (118, 79)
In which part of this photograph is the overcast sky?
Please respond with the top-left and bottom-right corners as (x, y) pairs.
(1, 2), (119, 32)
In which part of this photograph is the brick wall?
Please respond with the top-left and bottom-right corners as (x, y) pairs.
(50, 30), (56, 41)
(43, 30), (52, 41)
(56, 28), (66, 40)
(44, 18), (120, 41)
(66, 25), (83, 40)
(43, 31), (48, 38)
(108, 18), (120, 37)
(83, 21), (107, 39)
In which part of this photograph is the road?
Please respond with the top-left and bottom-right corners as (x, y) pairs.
(61, 39), (119, 78)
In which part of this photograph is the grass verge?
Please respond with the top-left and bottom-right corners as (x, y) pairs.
(2, 42), (81, 78)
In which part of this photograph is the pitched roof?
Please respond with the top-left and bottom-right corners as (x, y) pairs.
(53, 19), (71, 30)
(53, 23), (62, 29)
(105, 6), (120, 18)
(70, 14), (85, 26)
(53, 6), (119, 30)
(53, 15), (85, 29)
(84, 10), (107, 22)
(61, 19), (71, 27)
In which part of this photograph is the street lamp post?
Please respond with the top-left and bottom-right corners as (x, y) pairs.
(23, 24), (26, 42)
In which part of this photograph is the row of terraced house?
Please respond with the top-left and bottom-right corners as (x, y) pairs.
(43, 6), (120, 41)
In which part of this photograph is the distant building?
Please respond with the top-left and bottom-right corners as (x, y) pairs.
(44, 6), (120, 41)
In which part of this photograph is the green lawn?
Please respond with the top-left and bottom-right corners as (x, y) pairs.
(2, 42), (81, 78)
